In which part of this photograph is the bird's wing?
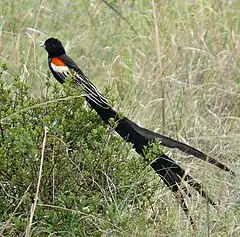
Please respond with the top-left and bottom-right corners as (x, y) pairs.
(58, 54), (110, 109)
(48, 57), (71, 84)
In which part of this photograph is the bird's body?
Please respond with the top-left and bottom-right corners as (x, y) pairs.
(41, 38), (234, 226)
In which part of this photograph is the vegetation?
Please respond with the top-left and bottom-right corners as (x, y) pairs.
(0, 0), (239, 236)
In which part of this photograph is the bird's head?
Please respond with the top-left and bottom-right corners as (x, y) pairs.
(41, 38), (66, 57)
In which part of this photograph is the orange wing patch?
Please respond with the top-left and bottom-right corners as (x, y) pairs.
(52, 57), (66, 66)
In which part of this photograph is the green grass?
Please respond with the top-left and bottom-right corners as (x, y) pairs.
(0, 0), (240, 236)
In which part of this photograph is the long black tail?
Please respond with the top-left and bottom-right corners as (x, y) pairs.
(155, 134), (235, 175)
(150, 153), (217, 225)
(116, 117), (235, 175)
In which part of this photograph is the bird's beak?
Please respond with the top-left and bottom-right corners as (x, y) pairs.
(40, 42), (45, 47)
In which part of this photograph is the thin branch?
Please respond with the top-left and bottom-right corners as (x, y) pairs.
(25, 126), (48, 237)
(0, 115), (4, 145)
(101, 0), (137, 35)
(0, 183), (32, 236)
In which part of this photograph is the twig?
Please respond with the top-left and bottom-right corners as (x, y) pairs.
(25, 126), (48, 237)
(1, 95), (83, 122)
(0, 183), (32, 236)
(0, 115), (4, 145)
(101, 0), (137, 35)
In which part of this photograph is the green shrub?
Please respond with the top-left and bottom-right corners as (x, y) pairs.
(0, 68), (154, 236)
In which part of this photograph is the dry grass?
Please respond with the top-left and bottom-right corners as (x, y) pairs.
(0, 0), (240, 236)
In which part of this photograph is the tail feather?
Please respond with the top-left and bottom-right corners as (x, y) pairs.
(157, 134), (235, 175)
(150, 153), (216, 226)
(124, 118), (234, 175)
(184, 174), (216, 206)
(177, 192), (194, 227)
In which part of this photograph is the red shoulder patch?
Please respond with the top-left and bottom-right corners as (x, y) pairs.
(52, 57), (66, 66)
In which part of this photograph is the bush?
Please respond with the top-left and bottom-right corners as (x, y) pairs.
(0, 68), (154, 236)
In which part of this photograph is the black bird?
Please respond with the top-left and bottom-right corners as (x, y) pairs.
(41, 38), (234, 225)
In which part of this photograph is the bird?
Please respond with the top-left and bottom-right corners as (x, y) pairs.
(41, 37), (234, 226)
